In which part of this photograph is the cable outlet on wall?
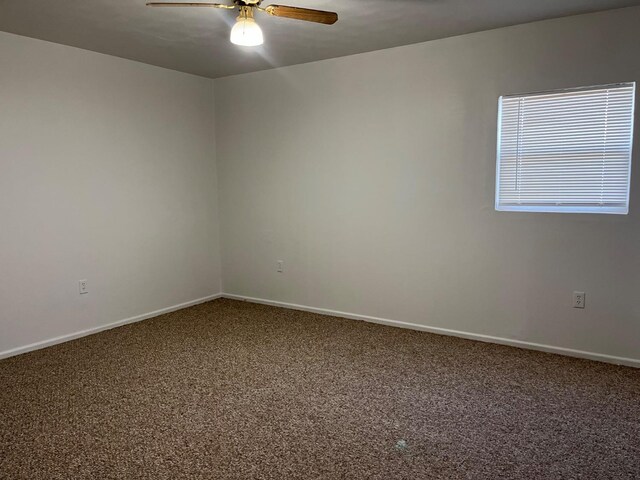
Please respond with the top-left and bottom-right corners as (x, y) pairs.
(572, 291), (585, 309)
(277, 260), (284, 273)
(79, 279), (88, 295)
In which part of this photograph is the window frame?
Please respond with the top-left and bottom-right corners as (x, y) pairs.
(495, 82), (636, 215)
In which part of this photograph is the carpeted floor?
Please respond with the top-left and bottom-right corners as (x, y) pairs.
(0, 299), (638, 479)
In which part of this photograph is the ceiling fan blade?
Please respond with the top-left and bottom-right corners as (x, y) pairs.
(146, 2), (235, 9)
(263, 5), (338, 25)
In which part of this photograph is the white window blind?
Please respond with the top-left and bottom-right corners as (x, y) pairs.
(496, 83), (635, 214)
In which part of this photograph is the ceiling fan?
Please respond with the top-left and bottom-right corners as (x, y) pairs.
(146, 1), (338, 47)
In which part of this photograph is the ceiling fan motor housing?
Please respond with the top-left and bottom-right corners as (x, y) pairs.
(234, 0), (262, 6)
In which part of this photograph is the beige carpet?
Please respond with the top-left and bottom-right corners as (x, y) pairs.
(1, 298), (638, 479)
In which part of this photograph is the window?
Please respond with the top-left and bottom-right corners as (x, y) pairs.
(496, 83), (635, 214)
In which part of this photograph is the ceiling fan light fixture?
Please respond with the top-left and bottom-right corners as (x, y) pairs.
(230, 7), (263, 47)
(146, 2), (338, 48)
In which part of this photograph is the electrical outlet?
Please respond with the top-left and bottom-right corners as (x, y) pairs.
(277, 260), (284, 273)
(572, 291), (585, 309)
(79, 279), (88, 295)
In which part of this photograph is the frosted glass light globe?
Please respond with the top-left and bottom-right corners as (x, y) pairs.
(230, 16), (264, 46)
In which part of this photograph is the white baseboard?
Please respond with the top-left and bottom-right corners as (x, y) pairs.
(0, 293), (223, 360)
(4, 292), (637, 369)
(222, 293), (639, 368)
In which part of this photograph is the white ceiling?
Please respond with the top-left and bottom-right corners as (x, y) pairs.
(1, 0), (639, 79)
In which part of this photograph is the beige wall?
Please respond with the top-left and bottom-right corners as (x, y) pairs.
(214, 7), (640, 364)
(0, 32), (221, 356)
(2, 7), (639, 365)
